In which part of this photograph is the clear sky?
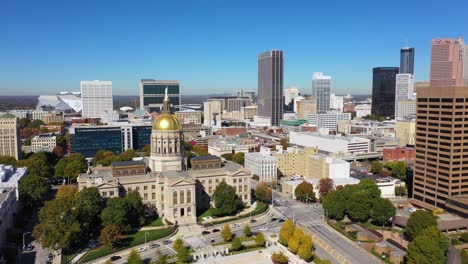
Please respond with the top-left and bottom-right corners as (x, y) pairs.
(1, 0), (467, 96)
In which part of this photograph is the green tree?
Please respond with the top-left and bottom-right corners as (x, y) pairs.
(155, 252), (168, 264)
(370, 161), (384, 175)
(271, 251), (289, 264)
(279, 219), (295, 245)
(395, 185), (407, 196)
(221, 153), (234, 161)
(105, 260), (112, 264)
(297, 235), (313, 261)
(18, 153), (52, 179)
(294, 181), (316, 203)
(255, 182), (272, 203)
(19, 117), (30, 129)
(100, 225), (121, 249)
(142, 145), (151, 156)
(407, 226), (448, 264)
(173, 238), (184, 253)
(405, 210), (438, 240)
(0, 155), (17, 166)
(347, 191), (371, 222)
(30, 119), (45, 129)
(75, 187), (103, 239)
(127, 249), (142, 264)
(64, 159), (87, 181)
(212, 181), (243, 216)
(357, 179), (381, 203)
(18, 175), (50, 206)
(54, 158), (67, 179)
(221, 224), (232, 242)
(101, 197), (130, 231)
(231, 237), (243, 251)
(255, 231), (266, 247)
(232, 152), (245, 165)
(386, 161), (407, 180)
(243, 224), (252, 237)
(371, 198), (396, 226)
(125, 190), (145, 228)
(323, 190), (346, 220)
(177, 246), (190, 264)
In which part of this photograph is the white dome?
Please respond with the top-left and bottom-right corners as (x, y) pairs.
(120, 106), (134, 112)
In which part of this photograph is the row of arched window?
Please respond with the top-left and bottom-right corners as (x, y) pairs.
(173, 190), (192, 205)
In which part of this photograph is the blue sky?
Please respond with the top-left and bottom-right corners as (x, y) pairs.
(1, 0), (467, 96)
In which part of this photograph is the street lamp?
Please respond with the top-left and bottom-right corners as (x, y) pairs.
(145, 232), (149, 245)
(23, 232), (31, 252)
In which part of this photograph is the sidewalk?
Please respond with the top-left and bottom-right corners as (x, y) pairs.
(200, 205), (258, 224)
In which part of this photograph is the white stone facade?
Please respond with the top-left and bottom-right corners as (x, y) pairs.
(245, 148), (278, 182)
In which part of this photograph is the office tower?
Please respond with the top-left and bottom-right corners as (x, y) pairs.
(371, 67), (399, 118)
(330, 93), (344, 112)
(296, 96), (317, 119)
(464, 45), (468, 85)
(312, 72), (331, 113)
(237, 90), (255, 100)
(430, 38), (465, 87)
(226, 98), (252, 111)
(139, 80), (181, 112)
(396, 100), (416, 119)
(258, 50), (284, 126)
(400, 47), (415, 74)
(81, 80), (113, 121)
(0, 114), (21, 160)
(413, 86), (468, 216)
(395, 73), (415, 118)
(203, 101), (222, 127)
(284, 87), (299, 106)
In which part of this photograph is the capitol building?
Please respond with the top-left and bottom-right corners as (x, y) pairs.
(78, 91), (251, 224)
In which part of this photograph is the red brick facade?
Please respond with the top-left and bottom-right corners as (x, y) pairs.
(383, 147), (415, 162)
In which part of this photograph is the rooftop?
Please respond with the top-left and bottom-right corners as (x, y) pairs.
(191, 155), (221, 161)
(111, 160), (146, 167)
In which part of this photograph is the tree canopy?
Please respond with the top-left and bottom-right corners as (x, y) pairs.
(294, 181), (316, 203)
(255, 231), (266, 247)
(100, 224), (122, 249)
(271, 251), (289, 264)
(211, 181), (243, 216)
(323, 190), (346, 220)
(19, 175), (50, 207)
(407, 226), (448, 264)
(100, 193), (145, 232)
(127, 249), (142, 264)
(318, 178), (334, 200)
(0, 155), (17, 166)
(255, 182), (272, 203)
(385, 161), (407, 180)
(405, 210), (438, 240)
(221, 224), (232, 242)
(279, 219), (295, 245)
(371, 198), (396, 226)
(232, 152), (245, 165)
(370, 161), (384, 175)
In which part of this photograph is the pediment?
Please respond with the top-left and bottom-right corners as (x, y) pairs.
(96, 182), (119, 189)
(170, 179), (195, 187)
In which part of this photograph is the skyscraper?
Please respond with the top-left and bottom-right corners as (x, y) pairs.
(371, 67), (399, 118)
(400, 47), (415, 74)
(395, 73), (415, 118)
(81, 80), (113, 121)
(140, 80), (181, 113)
(284, 87), (299, 107)
(464, 45), (468, 85)
(0, 114), (21, 160)
(430, 38), (465, 87)
(413, 86), (468, 217)
(258, 50), (284, 126)
(312, 72), (331, 114)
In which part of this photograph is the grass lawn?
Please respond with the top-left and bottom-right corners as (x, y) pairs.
(198, 208), (216, 221)
(201, 202), (268, 226)
(80, 228), (173, 263)
(62, 253), (77, 264)
(149, 218), (165, 227)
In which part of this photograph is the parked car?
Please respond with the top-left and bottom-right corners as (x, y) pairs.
(162, 240), (172, 245)
(150, 243), (160, 249)
(210, 238), (216, 243)
(212, 228), (220, 233)
(249, 219), (257, 223)
(110, 256), (122, 261)
(259, 227), (268, 232)
(271, 217), (278, 222)
(201, 231), (211, 235)
(137, 247), (147, 253)
(278, 218), (285, 223)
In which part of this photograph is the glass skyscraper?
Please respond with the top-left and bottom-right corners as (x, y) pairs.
(371, 67), (399, 118)
(400, 47), (415, 74)
(312, 72), (331, 114)
(258, 50), (283, 126)
(140, 80), (181, 113)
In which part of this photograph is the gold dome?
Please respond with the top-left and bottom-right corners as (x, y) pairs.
(153, 112), (182, 131)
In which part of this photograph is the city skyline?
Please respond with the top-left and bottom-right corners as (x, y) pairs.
(2, 0), (468, 96)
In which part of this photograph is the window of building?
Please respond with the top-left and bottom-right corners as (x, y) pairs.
(128, 187), (132, 191)
(216, 179), (219, 183)
(102, 192), (107, 196)
(144, 186), (148, 190)
(144, 193), (148, 200)
(180, 191), (185, 204)
(209, 187), (212, 194)
(110, 191), (115, 196)
(136, 186), (140, 191)
(187, 190), (191, 203)
(209, 179), (212, 184)
(187, 207), (192, 216)
(152, 193), (156, 200)
(233, 179), (237, 183)
(173, 191), (178, 205)
(152, 185), (156, 190)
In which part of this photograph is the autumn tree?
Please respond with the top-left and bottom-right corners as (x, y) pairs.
(288, 228), (305, 254)
(271, 252), (289, 264)
(232, 152), (245, 165)
(279, 219), (295, 246)
(127, 249), (142, 264)
(255, 231), (266, 247)
(221, 224), (232, 242)
(255, 182), (272, 203)
(100, 225), (122, 249)
(243, 224), (252, 237)
(231, 237), (243, 251)
(318, 178), (334, 200)
(294, 181), (316, 203)
(297, 235), (313, 261)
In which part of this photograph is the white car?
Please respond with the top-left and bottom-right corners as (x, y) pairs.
(259, 227), (268, 232)
(137, 247), (147, 253)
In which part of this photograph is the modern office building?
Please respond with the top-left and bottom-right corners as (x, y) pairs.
(464, 45), (468, 85)
(69, 123), (151, 157)
(226, 98), (252, 112)
(284, 87), (299, 107)
(258, 50), (284, 126)
(296, 96), (316, 119)
(237, 90), (255, 100)
(394, 119), (415, 147)
(289, 132), (370, 155)
(355, 104), (371, 118)
(395, 73), (415, 118)
(244, 147), (278, 182)
(400, 47), (415, 74)
(371, 67), (399, 118)
(412, 86), (468, 216)
(139, 80), (181, 112)
(307, 112), (351, 132)
(203, 101), (222, 127)
(312, 72), (331, 113)
(330, 93), (344, 112)
(0, 114), (21, 160)
(430, 38), (465, 87)
(81, 80), (114, 121)
(396, 100), (416, 119)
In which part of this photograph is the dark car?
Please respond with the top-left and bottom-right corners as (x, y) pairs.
(150, 243), (160, 249)
(162, 240), (172, 245)
(271, 217), (278, 222)
(278, 218), (285, 223)
(210, 238), (216, 243)
(249, 219), (257, 223)
(201, 231), (211, 235)
(110, 256), (122, 261)
(212, 228), (220, 233)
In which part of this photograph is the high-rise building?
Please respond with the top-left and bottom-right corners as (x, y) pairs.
(258, 50), (284, 126)
(430, 38), (465, 87)
(464, 45), (468, 85)
(81, 80), (113, 121)
(236, 90), (255, 100)
(312, 72), (331, 113)
(139, 80), (181, 113)
(284, 87), (299, 106)
(203, 101), (222, 127)
(0, 114), (21, 160)
(395, 73), (415, 118)
(371, 67), (399, 118)
(226, 98), (252, 111)
(413, 86), (468, 216)
(330, 93), (344, 112)
(400, 47), (415, 74)
(296, 96), (317, 119)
